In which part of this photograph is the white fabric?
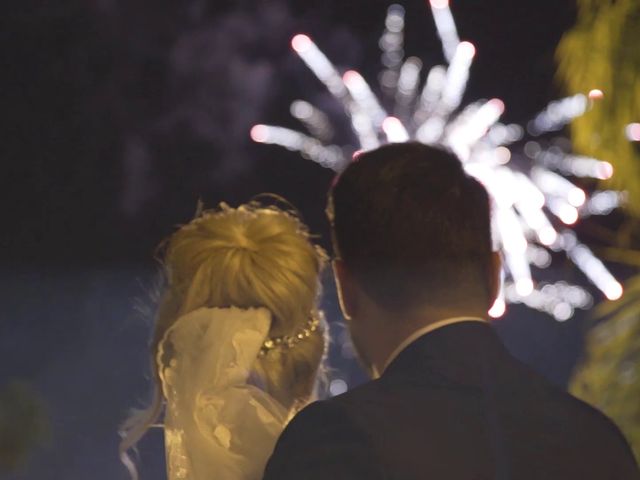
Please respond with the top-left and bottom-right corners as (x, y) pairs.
(381, 316), (487, 374)
(157, 306), (289, 480)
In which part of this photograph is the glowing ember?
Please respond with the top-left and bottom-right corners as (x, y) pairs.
(626, 123), (640, 142)
(457, 41), (476, 59)
(429, 0), (450, 9)
(488, 298), (506, 318)
(588, 89), (604, 100)
(250, 124), (269, 143)
(291, 34), (312, 53)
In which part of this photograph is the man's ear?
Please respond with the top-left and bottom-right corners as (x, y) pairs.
(332, 259), (358, 320)
(487, 251), (503, 306)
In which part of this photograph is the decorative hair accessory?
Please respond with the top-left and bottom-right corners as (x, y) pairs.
(259, 313), (321, 356)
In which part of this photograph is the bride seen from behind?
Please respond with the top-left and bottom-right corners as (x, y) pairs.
(120, 201), (327, 480)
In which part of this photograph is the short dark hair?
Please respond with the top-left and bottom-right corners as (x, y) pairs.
(328, 142), (493, 311)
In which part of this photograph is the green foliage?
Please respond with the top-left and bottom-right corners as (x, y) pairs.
(0, 381), (50, 473)
(561, 1), (640, 460)
(556, 0), (640, 215)
(570, 275), (640, 463)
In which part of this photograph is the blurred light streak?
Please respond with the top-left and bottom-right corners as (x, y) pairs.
(428, 0), (460, 62)
(514, 203), (549, 235)
(527, 94), (588, 136)
(582, 190), (624, 217)
(250, 125), (345, 170)
(530, 167), (586, 207)
(379, 5), (406, 94)
(527, 245), (552, 268)
(559, 156), (614, 180)
(533, 148), (614, 180)
(488, 297), (506, 318)
(486, 123), (524, 146)
(446, 98), (504, 160)
(382, 116), (410, 142)
(562, 232), (623, 300)
(385, 4), (405, 32)
(414, 65), (447, 123)
(290, 100), (334, 142)
(343, 70), (388, 128)
(546, 198), (579, 225)
(506, 281), (593, 321)
(625, 122), (640, 141)
(415, 116), (446, 144)
(439, 41), (475, 114)
(488, 276), (506, 318)
(395, 57), (423, 112)
(340, 70), (382, 149)
(291, 34), (348, 99)
(494, 206), (533, 296)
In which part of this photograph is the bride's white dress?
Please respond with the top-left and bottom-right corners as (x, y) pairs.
(156, 307), (289, 480)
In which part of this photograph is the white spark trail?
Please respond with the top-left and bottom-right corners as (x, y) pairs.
(291, 34), (348, 100)
(252, 3), (624, 320)
(251, 125), (345, 171)
(428, 0), (460, 62)
(414, 65), (447, 125)
(290, 100), (334, 142)
(527, 94), (588, 136)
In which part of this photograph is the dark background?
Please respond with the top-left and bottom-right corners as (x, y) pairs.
(0, 1), (600, 479)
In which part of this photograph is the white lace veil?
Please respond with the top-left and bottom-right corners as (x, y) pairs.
(156, 306), (289, 480)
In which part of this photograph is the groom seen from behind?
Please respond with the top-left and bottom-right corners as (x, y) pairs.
(263, 142), (640, 479)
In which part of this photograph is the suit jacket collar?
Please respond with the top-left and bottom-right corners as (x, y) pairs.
(381, 321), (513, 388)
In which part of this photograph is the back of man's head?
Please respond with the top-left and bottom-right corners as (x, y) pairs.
(328, 142), (493, 312)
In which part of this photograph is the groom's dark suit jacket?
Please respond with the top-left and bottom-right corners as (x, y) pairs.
(264, 321), (639, 479)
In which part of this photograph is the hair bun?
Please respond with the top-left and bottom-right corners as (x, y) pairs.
(229, 235), (259, 253)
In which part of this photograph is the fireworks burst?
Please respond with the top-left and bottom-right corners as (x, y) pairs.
(251, 1), (624, 320)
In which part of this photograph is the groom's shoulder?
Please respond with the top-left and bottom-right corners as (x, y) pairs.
(300, 377), (392, 429)
(287, 395), (360, 431)
(290, 379), (382, 431)
(326, 376), (387, 407)
(276, 378), (384, 447)
(263, 383), (386, 479)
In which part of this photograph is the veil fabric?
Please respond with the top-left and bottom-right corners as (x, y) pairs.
(157, 307), (289, 480)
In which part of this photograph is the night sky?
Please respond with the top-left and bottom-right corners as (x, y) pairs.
(1, 1), (596, 479)
(2, 0), (577, 265)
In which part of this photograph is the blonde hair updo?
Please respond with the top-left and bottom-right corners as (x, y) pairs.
(120, 201), (327, 476)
